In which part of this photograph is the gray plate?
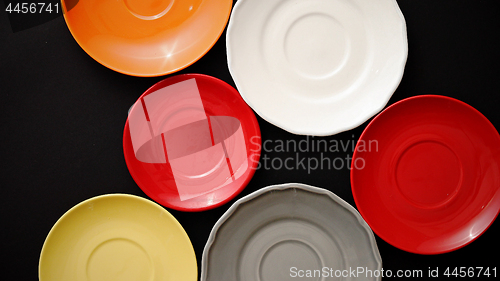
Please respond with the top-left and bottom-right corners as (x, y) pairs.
(201, 183), (382, 281)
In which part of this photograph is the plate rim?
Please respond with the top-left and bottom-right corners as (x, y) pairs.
(200, 183), (382, 280)
(226, 0), (408, 136)
(61, 0), (233, 77)
(122, 73), (262, 212)
(38, 193), (198, 280)
(350, 94), (500, 254)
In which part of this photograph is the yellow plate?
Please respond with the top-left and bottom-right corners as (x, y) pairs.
(39, 194), (197, 281)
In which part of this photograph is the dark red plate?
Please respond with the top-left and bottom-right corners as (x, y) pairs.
(351, 95), (500, 254)
(124, 74), (261, 211)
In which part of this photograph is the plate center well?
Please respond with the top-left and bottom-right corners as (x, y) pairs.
(260, 240), (322, 281)
(284, 13), (348, 79)
(395, 141), (462, 208)
(124, 0), (174, 20)
(86, 238), (153, 281)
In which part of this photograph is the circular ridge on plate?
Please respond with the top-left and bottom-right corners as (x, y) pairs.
(351, 95), (500, 254)
(61, 0), (233, 76)
(201, 183), (382, 281)
(38, 194), (197, 281)
(123, 74), (261, 211)
(227, 0), (408, 136)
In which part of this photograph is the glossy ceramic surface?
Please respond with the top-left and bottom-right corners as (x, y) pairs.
(61, 0), (232, 76)
(351, 95), (500, 254)
(227, 0), (407, 136)
(202, 183), (382, 281)
(123, 74), (261, 211)
(39, 194), (197, 281)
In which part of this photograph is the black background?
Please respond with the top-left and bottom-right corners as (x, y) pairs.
(1, 0), (499, 280)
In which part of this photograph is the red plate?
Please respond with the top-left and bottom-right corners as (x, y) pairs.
(351, 95), (500, 254)
(124, 74), (261, 211)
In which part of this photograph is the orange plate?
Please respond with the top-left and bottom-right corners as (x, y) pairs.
(62, 0), (232, 76)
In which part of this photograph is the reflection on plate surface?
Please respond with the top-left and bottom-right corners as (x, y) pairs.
(351, 95), (500, 254)
(227, 0), (407, 135)
(202, 183), (382, 281)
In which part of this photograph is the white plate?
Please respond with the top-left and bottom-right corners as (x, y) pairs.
(227, 0), (408, 136)
(201, 183), (382, 281)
